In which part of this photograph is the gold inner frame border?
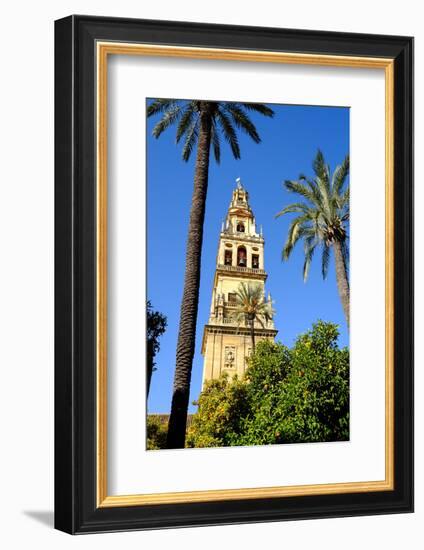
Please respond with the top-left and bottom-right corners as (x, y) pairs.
(96, 42), (395, 508)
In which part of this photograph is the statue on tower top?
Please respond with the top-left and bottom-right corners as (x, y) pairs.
(236, 176), (243, 190)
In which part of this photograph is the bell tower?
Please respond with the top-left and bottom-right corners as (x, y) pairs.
(201, 179), (277, 386)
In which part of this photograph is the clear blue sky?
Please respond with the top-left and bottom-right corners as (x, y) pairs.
(147, 101), (349, 413)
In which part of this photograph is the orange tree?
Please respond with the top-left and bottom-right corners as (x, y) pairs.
(186, 321), (349, 447)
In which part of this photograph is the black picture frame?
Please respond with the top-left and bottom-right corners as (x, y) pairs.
(55, 15), (414, 534)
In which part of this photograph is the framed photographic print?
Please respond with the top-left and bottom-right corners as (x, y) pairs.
(54, 15), (414, 534)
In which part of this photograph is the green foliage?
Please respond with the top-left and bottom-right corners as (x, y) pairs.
(146, 300), (167, 395)
(276, 149), (350, 282)
(146, 416), (168, 450)
(187, 321), (349, 448)
(230, 282), (275, 353)
(147, 99), (274, 163)
(231, 282), (275, 328)
(186, 375), (250, 448)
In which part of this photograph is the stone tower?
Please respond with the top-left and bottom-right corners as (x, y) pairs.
(201, 179), (277, 387)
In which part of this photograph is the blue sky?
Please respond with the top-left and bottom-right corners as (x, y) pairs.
(147, 101), (349, 413)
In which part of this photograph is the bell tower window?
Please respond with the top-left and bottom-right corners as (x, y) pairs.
(228, 292), (237, 305)
(252, 254), (259, 268)
(236, 222), (245, 233)
(224, 249), (232, 266)
(237, 246), (247, 267)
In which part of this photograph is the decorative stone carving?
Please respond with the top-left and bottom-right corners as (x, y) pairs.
(224, 346), (236, 369)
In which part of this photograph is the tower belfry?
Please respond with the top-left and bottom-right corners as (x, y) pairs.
(201, 179), (277, 386)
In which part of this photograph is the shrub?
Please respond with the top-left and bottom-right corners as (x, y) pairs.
(186, 375), (250, 448)
(187, 321), (349, 448)
(146, 415), (168, 450)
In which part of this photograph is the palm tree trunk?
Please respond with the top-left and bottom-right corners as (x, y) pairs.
(166, 110), (212, 449)
(333, 240), (350, 326)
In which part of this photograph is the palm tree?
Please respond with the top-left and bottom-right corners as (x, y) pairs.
(231, 282), (275, 353)
(276, 150), (350, 324)
(148, 99), (274, 448)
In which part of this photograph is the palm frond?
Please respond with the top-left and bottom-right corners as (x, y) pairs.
(321, 244), (330, 279)
(303, 237), (317, 282)
(230, 282), (274, 327)
(240, 103), (275, 118)
(300, 176), (327, 214)
(147, 98), (178, 117)
(175, 103), (197, 143)
(313, 149), (329, 183)
(215, 107), (240, 159)
(149, 98), (273, 170)
(275, 202), (313, 218)
(338, 186), (350, 213)
(315, 178), (332, 221)
(152, 104), (183, 138)
(181, 119), (198, 162)
(310, 151), (332, 217)
(284, 180), (317, 204)
(332, 155), (350, 196)
(224, 104), (260, 143)
(282, 217), (313, 260)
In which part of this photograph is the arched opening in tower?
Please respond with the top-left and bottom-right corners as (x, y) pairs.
(224, 249), (232, 266)
(236, 221), (245, 233)
(237, 246), (247, 267)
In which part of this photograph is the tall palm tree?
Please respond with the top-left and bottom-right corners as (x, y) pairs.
(231, 282), (275, 353)
(276, 150), (350, 324)
(148, 99), (274, 448)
